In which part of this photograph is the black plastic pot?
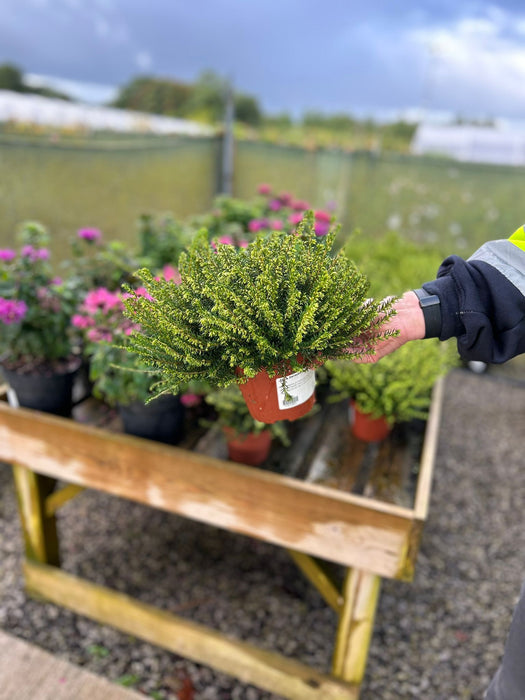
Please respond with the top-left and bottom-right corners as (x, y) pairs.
(2, 363), (80, 417)
(118, 394), (185, 445)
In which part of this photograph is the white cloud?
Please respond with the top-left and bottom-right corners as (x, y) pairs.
(409, 10), (525, 116)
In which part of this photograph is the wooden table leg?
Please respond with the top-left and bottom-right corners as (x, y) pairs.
(332, 568), (381, 688)
(12, 464), (60, 566)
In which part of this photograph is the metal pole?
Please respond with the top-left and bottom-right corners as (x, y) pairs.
(220, 80), (234, 195)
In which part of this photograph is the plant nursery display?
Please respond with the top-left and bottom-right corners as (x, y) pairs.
(122, 214), (397, 423)
(203, 384), (289, 466)
(0, 222), (81, 415)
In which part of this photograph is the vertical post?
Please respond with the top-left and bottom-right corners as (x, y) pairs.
(12, 464), (60, 566)
(220, 80), (235, 195)
(332, 567), (381, 686)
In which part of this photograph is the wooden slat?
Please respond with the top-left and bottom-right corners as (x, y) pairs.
(0, 629), (143, 700)
(287, 550), (343, 613)
(414, 377), (444, 521)
(0, 402), (417, 579)
(24, 560), (358, 700)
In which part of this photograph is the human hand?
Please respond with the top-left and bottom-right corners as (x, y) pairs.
(350, 291), (426, 363)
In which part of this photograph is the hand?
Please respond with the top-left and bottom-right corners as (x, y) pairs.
(352, 291), (426, 363)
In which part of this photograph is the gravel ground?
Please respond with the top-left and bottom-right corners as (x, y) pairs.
(1, 366), (525, 700)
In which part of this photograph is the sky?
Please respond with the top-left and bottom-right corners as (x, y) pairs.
(3, 0), (525, 123)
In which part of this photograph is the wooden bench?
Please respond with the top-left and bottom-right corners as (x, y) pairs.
(0, 379), (443, 700)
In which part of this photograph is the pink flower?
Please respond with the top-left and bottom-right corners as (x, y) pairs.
(162, 265), (182, 284)
(0, 249), (16, 262)
(83, 288), (123, 314)
(288, 212), (304, 225)
(134, 287), (154, 301)
(248, 219), (263, 233)
(181, 393), (203, 407)
(314, 210), (331, 223)
(87, 328), (112, 343)
(238, 239), (249, 248)
(268, 199), (282, 211)
(77, 228), (102, 242)
(270, 219), (284, 230)
(292, 199), (310, 211)
(217, 235), (234, 246)
(21, 245), (50, 262)
(257, 183), (272, 195)
(278, 192), (293, 206)
(71, 314), (95, 329)
(314, 222), (330, 237)
(0, 298), (28, 325)
(51, 277), (62, 286)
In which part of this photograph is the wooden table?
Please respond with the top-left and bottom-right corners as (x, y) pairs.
(0, 379), (443, 700)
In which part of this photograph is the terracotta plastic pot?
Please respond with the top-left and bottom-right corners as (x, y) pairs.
(238, 366), (316, 424)
(350, 400), (391, 442)
(223, 427), (272, 466)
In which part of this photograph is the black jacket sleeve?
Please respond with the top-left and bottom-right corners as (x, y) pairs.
(421, 248), (525, 364)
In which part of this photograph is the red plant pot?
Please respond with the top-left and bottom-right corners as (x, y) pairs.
(223, 428), (273, 466)
(238, 366), (316, 424)
(350, 400), (391, 442)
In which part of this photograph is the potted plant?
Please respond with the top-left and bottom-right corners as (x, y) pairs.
(121, 214), (396, 423)
(72, 286), (185, 444)
(325, 339), (457, 441)
(203, 384), (289, 466)
(0, 222), (82, 416)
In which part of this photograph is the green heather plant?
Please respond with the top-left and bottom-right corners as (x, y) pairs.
(326, 339), (456, 425)
(121, 213), (396, 397)
(203, 384), (290, 445)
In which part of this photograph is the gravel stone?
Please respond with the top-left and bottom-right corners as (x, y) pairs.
(2, 366), (525, 699)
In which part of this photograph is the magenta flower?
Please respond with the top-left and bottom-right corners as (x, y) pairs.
(77, 228), (102, 242)
(268, 199), (282, 211)
(83, 288), (123, 314)
(0, 249), (16, 262)
(288, 212), (304, 226)
(314, 222), (330, 237)
(0, 298), (28, 325)
(134, 287), (154, 302)
(278, 192), (293, 206)
(270, 219), (284, 230)
(87, 328), (112, 343)
(292, 199), (310, 211)
(257, 183), (272, 195)
(314, 210), (331, 223)
(71, 314), (95, 329)
(238, 239), (249, 248)
(162, 265), (182, 284)
(248, 219), (263, 233)
(180, 393), (203, 408)
(21, 245), (50, 261)
(217, 235), (234, 246)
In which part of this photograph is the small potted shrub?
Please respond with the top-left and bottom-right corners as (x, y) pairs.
(0, 222), (82, 416)
(122, 214), (396, 423)
(325, 339), (457, 441)
(72, 286), (185, 444)
(203, 384), (289, 466)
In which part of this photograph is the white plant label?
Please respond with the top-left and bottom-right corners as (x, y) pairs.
(276, 369), (315, 410)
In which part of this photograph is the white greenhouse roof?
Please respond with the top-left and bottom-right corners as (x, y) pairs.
(0, 90), (215, 136)
(411, 124), (525, 166)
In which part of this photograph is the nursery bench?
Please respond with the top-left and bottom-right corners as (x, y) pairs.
(0, 379), (443, 700)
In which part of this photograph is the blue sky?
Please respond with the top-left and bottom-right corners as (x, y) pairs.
(3, 0), (525, 122)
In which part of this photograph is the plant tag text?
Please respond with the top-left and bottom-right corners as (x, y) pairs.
(276, 369), (315, 410)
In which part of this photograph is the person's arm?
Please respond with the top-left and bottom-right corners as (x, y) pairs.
(358, 226), (525, 364)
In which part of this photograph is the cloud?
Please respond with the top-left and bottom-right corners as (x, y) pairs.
(408, 9), (525, 117)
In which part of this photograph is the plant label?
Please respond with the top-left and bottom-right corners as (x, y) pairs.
(276, 369), (315, 410)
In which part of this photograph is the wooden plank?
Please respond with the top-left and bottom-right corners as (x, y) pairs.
(0, 402), (417, 579)
(24, 560), (358, 700)
(332, 569), (381, 684)
(414, 377), (444, 521)
(0, 629), (144, 700)
(45, 484), (85, 517)
(287, 550), (343, 613)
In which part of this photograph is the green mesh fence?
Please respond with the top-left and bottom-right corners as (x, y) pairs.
(1, 134), (524, 261)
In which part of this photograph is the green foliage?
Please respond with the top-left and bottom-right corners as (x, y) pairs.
(326, 340), (457, 424)
(111, 76), (193, 115)
(0, 222), (79, 369)
(204, 384), (289, 444)
(343, 229), (443, 298)
(136, 213), (193, 271)
(122, 214), (396, 396)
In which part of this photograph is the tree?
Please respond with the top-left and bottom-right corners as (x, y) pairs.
(0, 63), (25, 92)
(111, 76), (193, 115)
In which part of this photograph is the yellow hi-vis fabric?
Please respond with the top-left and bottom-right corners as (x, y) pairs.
(509, 225), (525, 252)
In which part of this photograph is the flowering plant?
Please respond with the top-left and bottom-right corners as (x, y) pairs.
(0, 222), (79, 373)
(67, 226), (138, 294)
(72, 285), (159, 406)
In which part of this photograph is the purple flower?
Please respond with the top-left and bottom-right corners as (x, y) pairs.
(314, 222), (330, 237)
(0, 249), (16, 262)
(288, 212), (304, 226)
(0, 298), (28, 325)
(21, 245), (50, 262)
(268, 199), (282, 211)
(77, 228), (102, 242)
